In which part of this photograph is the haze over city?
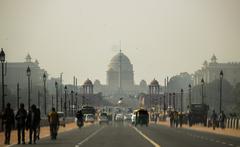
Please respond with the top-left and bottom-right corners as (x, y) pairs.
(0, 0), (240, 84)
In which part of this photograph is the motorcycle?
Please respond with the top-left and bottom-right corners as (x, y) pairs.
(77, 118), (84, 128)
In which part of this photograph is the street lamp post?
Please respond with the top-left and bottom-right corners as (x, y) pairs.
(64, 86), (67, 116)
(201, 78), (204, 104)
(188, 84), (192, 108)
(220, 70), (223, 113)
(163, 94), (166, 118)
(75, 92), (78, 111)
(43, 73), (47, 115)
(0, 48), (5, 111)
(26, 66), (31, 110)
(180, 89), (183, 114)
(55, 81), (58, 111)
(173, 93), (175, 110)
(71, 91), (74, 116)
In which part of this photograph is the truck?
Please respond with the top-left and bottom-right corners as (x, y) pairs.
(189, 104), (209, 126)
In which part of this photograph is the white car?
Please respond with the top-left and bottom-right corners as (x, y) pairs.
(84, 114), (95, 123)
(115, 113), (124, 121)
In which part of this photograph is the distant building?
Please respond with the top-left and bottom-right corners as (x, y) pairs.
(193, 54), (240, 86)
(94, 52), (148, 96)
(2, 53), (47, 92)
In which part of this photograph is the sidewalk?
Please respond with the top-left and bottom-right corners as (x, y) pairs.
(0, 122), (83, 147)
(157, 121), (240, 138)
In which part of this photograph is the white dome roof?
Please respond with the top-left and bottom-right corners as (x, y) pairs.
(108, 53), (133, 72)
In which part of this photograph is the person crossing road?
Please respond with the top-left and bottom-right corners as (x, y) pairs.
(48, 108), (60, 140)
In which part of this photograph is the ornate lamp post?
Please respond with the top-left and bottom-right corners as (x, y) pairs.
(43, 72), (47, 115)
(26, 66), (31, 110)
(55, 81), (58, 111)
(180, 89), (183, 114)
(0, 48), (5, 111)
(201, 78), (204, 104)
(220, 70), (223, 113)
(64, 86), (67, 116)
(173, 92), (176, 110)
(188, 84), (192, 108)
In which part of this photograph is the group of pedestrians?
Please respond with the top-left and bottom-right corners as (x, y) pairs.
(1, 103), (60, 145)
(169, 111), (183, 128)
(211, 110), (226, 130)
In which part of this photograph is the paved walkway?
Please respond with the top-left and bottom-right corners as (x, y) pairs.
(158, 121), (240, 138)
(0, 122), (82, 147)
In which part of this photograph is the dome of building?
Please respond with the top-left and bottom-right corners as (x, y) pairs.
(150, 79), (159, 86)
(84, 79), (93, 85)
(140, 80), (147, 86)
(211, 54), (217, 63)
(94, 79), (101, 85)
(108, 52), (133, 72)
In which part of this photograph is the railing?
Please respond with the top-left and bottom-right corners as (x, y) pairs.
(226, 118), (240, 129)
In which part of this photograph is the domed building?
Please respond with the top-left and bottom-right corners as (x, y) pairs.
(107, 52), (134, 91)
(94, 52), (148, 96)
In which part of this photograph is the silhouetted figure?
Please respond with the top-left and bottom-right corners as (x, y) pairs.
(211, 110), (218, 130)
(219, 111), (226, 129)
(76, 110), (84, 128)
(15, 103), (27, 144)
(173, 111), (179, 128)
(188, 111), (192, 127)
(36, 108), (41, 140)
(169, 111), (174, 127)
(179, 112), (183, 128)
(2, 103), (15, 145)
(26, 104), (40, 144)
(48, 108), (59, 140)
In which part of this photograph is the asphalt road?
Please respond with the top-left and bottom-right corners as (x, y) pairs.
(11, 122), (240, 147)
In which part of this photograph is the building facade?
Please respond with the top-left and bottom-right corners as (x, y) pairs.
(193, 55), (240, 86)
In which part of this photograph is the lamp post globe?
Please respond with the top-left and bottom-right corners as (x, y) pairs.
(0, 48), (5, 62)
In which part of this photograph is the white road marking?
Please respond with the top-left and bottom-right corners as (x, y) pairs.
(133, 126), (160, 147)
(228, 144), (234, 146)
(76, 126), (104, 147)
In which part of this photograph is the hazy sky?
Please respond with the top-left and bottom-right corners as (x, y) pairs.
(0, 0), (240, 85)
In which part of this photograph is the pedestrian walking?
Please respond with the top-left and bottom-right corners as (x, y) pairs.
(219, 111), (226, 129)
(36, 107), (41, 140)
(169, 111), (174, 127)
(26, 104), (41, 144)
(2, 103), (15, 145)
(48, 107), (59, 140)
(211, 110), (218, 130)
(15, 103), (27, 144)
(173, 111), (179, 128)
(188, 111), (192, 127)
(179, 112), (183, 128)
